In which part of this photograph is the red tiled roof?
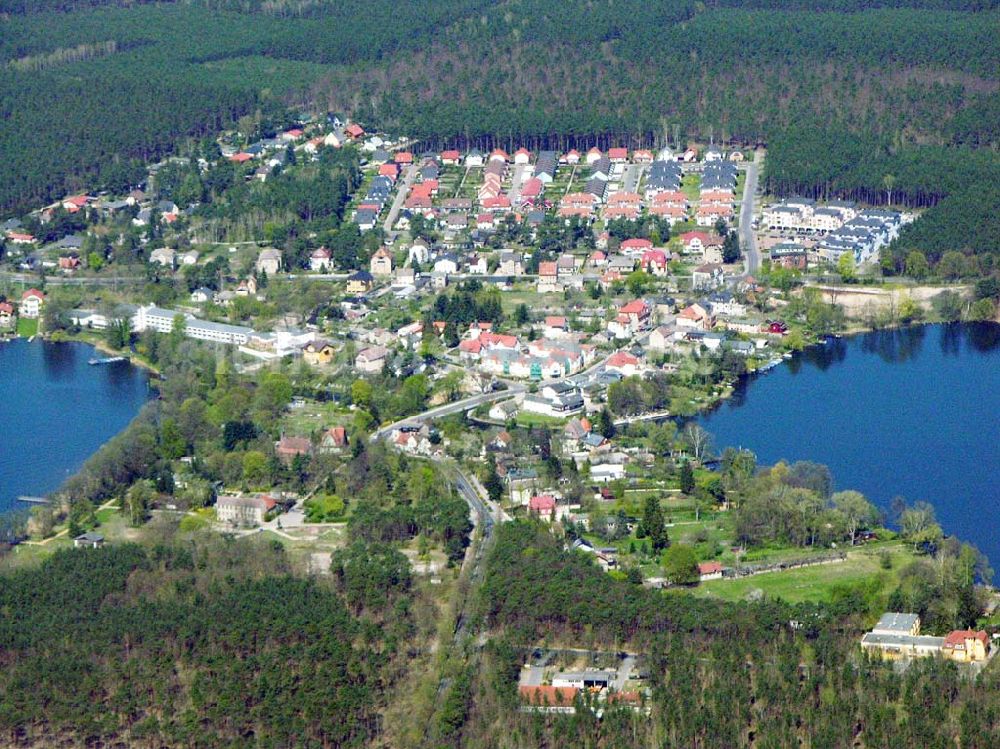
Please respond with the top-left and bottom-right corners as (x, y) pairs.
(519, 685), (578, 706)
(345, 124), (364, 137)
(229, 152), (253, 163)
(607, 351), (638, 367)
(21, 288), (44, 301)
(459, 339), (482, 354)
(538, 261), (558, 277)
(619, 299), (648, 315)
(944, 630), (988, 648)
(621, 238), (653, 251)
(394, 151), (414, 164)
(529, 494), (556, 512)
(608, 147), (628, 160)
(699, 561), (723, 575)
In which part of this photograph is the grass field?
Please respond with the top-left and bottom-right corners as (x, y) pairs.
(690, 544), (914, 604)
(16, 317), (37, 337)
(681, 173), (701, 202)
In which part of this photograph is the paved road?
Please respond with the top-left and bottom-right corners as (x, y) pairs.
(739, 151), (763, 275)
(0, 272), (144, 286)
(383, 164), (418, 238)
(613, 655), (636, 691)
(374, 384), (527, 439)
(622, 164), (644, 194)
(508, 164), (528, 204)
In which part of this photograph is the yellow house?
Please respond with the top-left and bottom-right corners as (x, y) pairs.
(346, 270), (374, 295)
(370, 247), (393, 276)
(942, 630), (990, 663)
(302, 339), (335, 366)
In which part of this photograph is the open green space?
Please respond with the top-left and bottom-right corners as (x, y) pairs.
(690, 543), (916, 604)
(16, 317), (38, 337)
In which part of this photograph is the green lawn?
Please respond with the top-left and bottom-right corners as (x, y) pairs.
(681, 173), (701, 202)
(515, 410), (567, 428)
(282, 399), (353, 435)
(689, 544), (914, 604)
(16, 317), (38, 337)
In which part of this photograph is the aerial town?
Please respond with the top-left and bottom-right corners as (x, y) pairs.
(0, 113), (994, 733)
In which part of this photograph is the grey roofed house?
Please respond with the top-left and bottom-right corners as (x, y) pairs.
(55, 235), (84, 250)
(355, 209), (378, 226)
(873, 612), (920, 634)
(860, 632), (945, 650)
(371, 148), (391, 164)
(585, 177), (608, 202)
(590, 156), (612, 179)
(74, 531), (105, 548)
(2, 218), (22, 231)
(420, 164), (439, 180)
(526, 210), (546, 226)
(726, 340), (755, 355)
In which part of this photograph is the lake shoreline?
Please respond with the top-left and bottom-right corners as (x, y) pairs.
(693, 321), (1000, 565)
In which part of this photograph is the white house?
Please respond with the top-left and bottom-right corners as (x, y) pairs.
(19, 289), (45, 318)
(256, 248), (282, 275)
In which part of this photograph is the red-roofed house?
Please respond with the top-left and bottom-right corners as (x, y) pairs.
(345, 123), (365, 139)
(942, 630), (989, 662)
(679, 231), (716, 254)
(482, 195), (511, 212)
(394, 151), (414, 165)
(282, 128), (304, 140)
(699, 561), (724, 581)
(275, 436), (312, 465)
(62, 195), (89, 212)
(529, 494), (557, 517)
(19, 289), (44, 318)
(537, 261), (559, 292)
(229, 152), (253, 163)
(633, 149), (654, 163)
(378, 163), (399, 179)
(677, 303), (713, 331)
(441, 149), (461, 165)
(585, 147), (603, 165)
(608, 147), (629, 163)
(513, 147), (531, 165)
(563, 149), (581, 164)
(321, 426), (348, 451)
(619, 299), (651, 330)
(0, 302), (14, 329)
(519, 685), (579, 711)
(606, 350), (640, 377)
(620, 238), (653, 255)
(641, 249), (669, 275)
(6, 231), (35, 244)
(489, 148), (509, 163)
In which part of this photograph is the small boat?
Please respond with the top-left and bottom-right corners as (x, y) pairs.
(88, 356), (126, 365)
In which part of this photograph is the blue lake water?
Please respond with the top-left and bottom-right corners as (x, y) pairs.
(697, 322), (1000, 565)
(0, 339), (151, 512)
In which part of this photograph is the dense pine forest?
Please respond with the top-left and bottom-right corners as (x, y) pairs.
(0, 539), (419, 747)
(1, 1), (998, 250)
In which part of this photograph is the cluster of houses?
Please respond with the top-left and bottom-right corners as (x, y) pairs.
(860, 613), (992, 664)
(761, 199), (908, 266)
(814, 210), (906, 266)
(0, 289), (45, 328)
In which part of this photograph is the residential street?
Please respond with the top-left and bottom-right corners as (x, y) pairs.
(383, 164), (418, 238)
(740, 151), (763, 274)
